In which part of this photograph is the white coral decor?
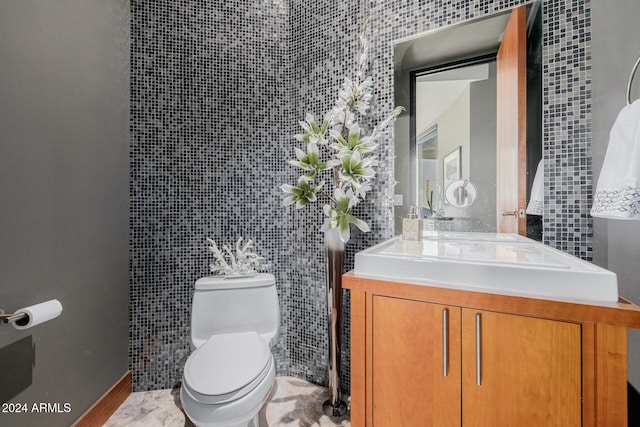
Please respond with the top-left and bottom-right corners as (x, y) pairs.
(207, 237), (264, 276)
(280, 18), (404, 243)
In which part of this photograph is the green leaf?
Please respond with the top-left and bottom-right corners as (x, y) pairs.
(348, 214), (370, 232)
(321, 120), (329, 134)
(348, 132), (360, 148)
(307, 151), (318, 166)
(337, 196), (350, 212)
(333, 133), (347, 146)
(339, 215), (349, 232)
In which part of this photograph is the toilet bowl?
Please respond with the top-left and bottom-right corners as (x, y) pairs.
(180, 274), (279, 427)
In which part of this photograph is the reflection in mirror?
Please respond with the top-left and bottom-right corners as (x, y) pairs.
(416, 124), (438, 215)
(413, 59), (496, 230)
(393, 1), (542, 239)
(446, 179), (478, 208)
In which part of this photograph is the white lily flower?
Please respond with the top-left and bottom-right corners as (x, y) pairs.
(282, 195), (296, 206)
(350, 215), (370, 233)
(358, 136), (378, 153)
(338, 224), (350, 243)
(298, 120), (312, 133)
(334, 188), (358, 210)
(280, 184), (296, 206)
(361, 168), (375, 179)
(328, 128), (342, 140)
(347, 122), (361, 137)
(307, 142), (318, 156)
(350, 149), (361, 163)
(305, 113), (315, 124)
(326, 159), (341, 168)
(354, 182), (372, 199)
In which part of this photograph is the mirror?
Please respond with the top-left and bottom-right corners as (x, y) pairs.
(393, 1), (542, 238)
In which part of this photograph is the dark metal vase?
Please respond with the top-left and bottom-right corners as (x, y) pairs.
(322, 228), (348, 417)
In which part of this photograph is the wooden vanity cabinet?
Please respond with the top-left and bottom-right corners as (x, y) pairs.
(372, 297), (461, 426)
(345, 272), (640, 427)
(460, 309), (581, 427)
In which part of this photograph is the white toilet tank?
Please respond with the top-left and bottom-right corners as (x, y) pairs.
(190, 273), (279, 349)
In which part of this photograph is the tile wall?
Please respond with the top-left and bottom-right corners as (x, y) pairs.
(541, 0), (593, 260)
(130, 0), (593, 392)
(130, 0), (291, 390)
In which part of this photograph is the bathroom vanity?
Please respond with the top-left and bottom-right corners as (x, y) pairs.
(344, 233), (640, 427)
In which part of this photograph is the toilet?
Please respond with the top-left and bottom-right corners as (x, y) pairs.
(180, 273), (280, 427)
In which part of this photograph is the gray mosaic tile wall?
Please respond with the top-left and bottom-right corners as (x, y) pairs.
(131, 0), (594, 392)
(542, 0), (593, 260)
(287, 0), (367, 394)
(130, 0), (291, 391)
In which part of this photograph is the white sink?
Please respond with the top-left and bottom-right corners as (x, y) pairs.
(354, 232), (618, 303)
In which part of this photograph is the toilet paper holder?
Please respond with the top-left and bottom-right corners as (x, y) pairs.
(0, 310), (29, 325)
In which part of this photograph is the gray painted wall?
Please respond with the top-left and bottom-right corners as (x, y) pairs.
(436, 86), (471, 218)
(394, 68), (411, 235)
(0, 1), (130, 425)
(591, 0), (640, 390)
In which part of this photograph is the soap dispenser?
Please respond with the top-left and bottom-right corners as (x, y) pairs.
(402, 206), (423, 241)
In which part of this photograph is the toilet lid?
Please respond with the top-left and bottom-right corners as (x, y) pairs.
(184, 332), (271, 400)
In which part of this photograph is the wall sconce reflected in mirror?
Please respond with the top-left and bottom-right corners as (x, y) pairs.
(445, 180), (477, 207)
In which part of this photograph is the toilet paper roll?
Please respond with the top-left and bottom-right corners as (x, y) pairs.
(11, 299), (63, 330)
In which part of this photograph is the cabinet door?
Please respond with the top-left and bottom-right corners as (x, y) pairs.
(372, 296), (461, 426)
(461, 309), (581, 427)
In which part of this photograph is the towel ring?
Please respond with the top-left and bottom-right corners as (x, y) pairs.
(626, 55), (640, 105)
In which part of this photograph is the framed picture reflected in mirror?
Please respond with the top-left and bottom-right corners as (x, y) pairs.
(443, 146), (461, 203)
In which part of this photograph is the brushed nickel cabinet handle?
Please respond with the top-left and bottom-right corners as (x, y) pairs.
(476, 313), (482, 386)
(442, 308), (448, 377)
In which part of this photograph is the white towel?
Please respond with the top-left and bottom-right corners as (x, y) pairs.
(526, 159), (543, 216)
(592, 99), (640, 219)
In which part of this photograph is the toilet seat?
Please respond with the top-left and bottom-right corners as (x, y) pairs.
(183, 331), (271, 405)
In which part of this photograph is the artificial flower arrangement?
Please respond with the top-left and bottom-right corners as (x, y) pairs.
(281, 19), (403, 242)
(207, 237), (263, 276)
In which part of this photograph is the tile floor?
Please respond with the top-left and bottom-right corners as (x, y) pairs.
(104, 376), (351, 427)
